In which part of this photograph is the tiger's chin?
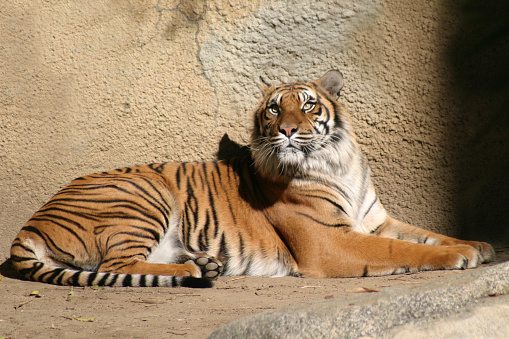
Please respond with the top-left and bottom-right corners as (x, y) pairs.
(252, 146), (313, 180)
(277, 147), (305, 166)
(251, 147), (299, 179)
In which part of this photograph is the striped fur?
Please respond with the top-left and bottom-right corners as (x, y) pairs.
(10, 70), (495, 287)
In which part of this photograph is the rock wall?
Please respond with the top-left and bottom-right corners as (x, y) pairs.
(0, 0), (497, 258)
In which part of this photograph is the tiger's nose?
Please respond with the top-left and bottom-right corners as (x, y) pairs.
(280, 125), (298, 137)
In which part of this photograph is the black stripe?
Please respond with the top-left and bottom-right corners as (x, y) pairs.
(39, 268), (65, 284)
(37, 206), (101, 222)
(148, 162), (167, 173)
(130, 225), (161, 242)
(139, 274), (147, 287)
(42, 201), (165, 230)
(87, 272), (98, 285)
(356, 159), (371, 208)
(61, 183), (132, 193)
(362, 198), (378, 219)
(55, 269), (67, 285)
(11, 241), (37, 254)
(176, 164), (183, 190)
(108, 242), (151, 253)
(216, 232), (230, 274)
(299, 193), (348, 216)
(370, 224), (382, 234)
(107, 230), (157, 243)
(31, 213), (87, 231)
(212, 161), (221, 180)
(122, 274), (132, 287)
(108, 273), (119, 286)
(295, 212), (349, 227)
(270, 218), (298, 265)
(207, 185), (220, 240)
(86, 212), (160, 227)
(190, 166), (197, 187)
(97, 273), (111, 286)
(109, 177), (171, 221)
(69, 270), (82, 285)
(199, 213), (209, 251)
(136, 176), (173, 228)
(24, 221), (79, 259)
(238, 233), (248, 275)
(19, 262), (43, 278)
(20, 225), (45, 238)
(183, 209), (192, 246)
(152, 275), (159, 287)
(362, 265), (369, 277)
(9, 255), (35, 262)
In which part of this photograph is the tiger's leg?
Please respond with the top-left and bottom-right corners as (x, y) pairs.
(98, 257), (201, 277)
(98, 252), (223, 279)
(287, 224), (490, 278)
(372, 216), (495, 262)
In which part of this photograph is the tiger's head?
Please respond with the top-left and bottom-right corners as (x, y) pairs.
(251, 70), (355, 180)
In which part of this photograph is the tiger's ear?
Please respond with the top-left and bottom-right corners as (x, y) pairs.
(259, 76), (272, 93)
(316, 70), (344, 98)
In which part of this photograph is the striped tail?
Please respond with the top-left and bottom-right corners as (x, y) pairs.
(9, 256), (213, 288)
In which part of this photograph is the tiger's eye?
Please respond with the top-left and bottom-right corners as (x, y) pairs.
(268, 105), (279, 115)
(303, 102), (316, 112)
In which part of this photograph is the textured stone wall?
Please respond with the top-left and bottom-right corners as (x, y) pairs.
(0, 0), (486, 258)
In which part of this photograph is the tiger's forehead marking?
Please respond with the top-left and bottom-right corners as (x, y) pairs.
(298, 89), (316, 102)
(269, 85), (317, 105)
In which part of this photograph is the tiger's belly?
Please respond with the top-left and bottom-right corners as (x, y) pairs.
(146, 223), (187, 264)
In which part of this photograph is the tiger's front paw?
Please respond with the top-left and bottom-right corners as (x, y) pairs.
(186, 253), (223, 280)
(462, 241), (496, 263)
(428, 245), (483, 270)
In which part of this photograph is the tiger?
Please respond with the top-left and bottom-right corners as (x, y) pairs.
(10, 70), (495, 288)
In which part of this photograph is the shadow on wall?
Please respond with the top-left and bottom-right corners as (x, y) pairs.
(450, 1), (509, 247)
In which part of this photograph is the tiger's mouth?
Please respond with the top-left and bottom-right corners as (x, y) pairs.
(273, 140), (309, 166)
(275, 136), (320, 155)
(274, 139), (302, 153)
(277, 144), (300, 153)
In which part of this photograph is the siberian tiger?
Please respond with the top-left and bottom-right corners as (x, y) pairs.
(10, 70), (495, 287)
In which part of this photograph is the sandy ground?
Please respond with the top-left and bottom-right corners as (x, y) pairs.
(2, 249), (508, 339)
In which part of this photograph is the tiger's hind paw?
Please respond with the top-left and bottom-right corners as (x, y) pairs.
(185, 253), (223, 280)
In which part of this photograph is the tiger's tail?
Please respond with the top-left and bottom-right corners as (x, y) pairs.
(10, 242), (213, 288)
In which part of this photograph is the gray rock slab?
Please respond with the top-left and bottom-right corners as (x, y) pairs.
(387, 293), (509, 338)
(210, 261), (509, 338)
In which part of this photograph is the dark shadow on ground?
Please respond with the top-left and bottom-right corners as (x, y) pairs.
(0, 258), (22, 279)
